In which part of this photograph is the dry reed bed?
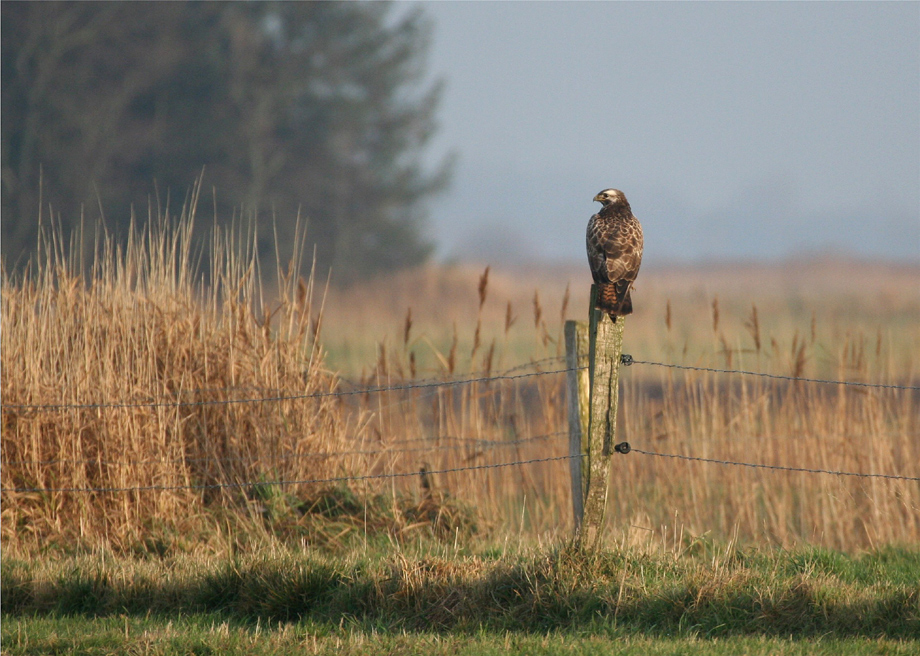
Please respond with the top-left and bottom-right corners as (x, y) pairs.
(324, 266), (574, 538)
(320, 259), (920, 380)
(2, 208), (919, 554)
(326, 262), (920, 551)
(1, 207), (360, 553)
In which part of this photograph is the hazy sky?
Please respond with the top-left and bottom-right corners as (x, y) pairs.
(417, 1), (920, 264)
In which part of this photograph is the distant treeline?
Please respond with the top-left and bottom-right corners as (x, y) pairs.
(1, 2), (451, 282)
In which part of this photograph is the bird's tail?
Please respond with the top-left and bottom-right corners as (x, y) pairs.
(596, 281), (633, 322)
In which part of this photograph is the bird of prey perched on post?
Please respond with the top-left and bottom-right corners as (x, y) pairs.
(586, 188), (644, 322)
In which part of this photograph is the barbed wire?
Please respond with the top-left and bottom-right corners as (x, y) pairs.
(620, 355), (920, 391)
(620, 445), (920, 482)
(2, 364), (578, 413)
(334, 355), (569, 392)
(171, 357), (572, 400)
(0, 454), (578, 494)
(335, 356), (573, 415)
(6, 437), (917, 494)
(5, 431), (565, 468)
(7, 352), (913, 414)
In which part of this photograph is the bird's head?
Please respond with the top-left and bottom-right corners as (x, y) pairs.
(594, 189), (628, 207)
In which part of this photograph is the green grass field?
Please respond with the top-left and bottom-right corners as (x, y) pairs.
(4, 539), (919, 654)
(5, 618), (918, 656)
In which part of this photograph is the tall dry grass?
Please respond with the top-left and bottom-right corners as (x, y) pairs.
(3, 199), (919, 553)
(1, 196), (362, 553)
(320, 259), (920, 551)
(336, 264), (574, 537)
(617, 326), (920, 550)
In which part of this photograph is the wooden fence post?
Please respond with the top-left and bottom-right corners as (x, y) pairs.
(564, 320), (589, 531)
(566, 284), (625, 543)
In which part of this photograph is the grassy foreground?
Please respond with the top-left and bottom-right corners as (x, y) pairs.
(3, 541), (919, 654)
(4, 618), (917, 656)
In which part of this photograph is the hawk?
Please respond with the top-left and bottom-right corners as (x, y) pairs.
(586, 188), (644, 322)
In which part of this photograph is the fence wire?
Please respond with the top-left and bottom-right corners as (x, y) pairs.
(1, 454), (579, 495)
(621, 446), (920, 482)
(5, 352), (915, 414)
(4, 350), (916, 494)
(621, 355), (920, 391)
(8, 440), (917, 494)
(6, 432), (564, 468)
(334, 355), (569, 392)
(2, 364), (576, 413)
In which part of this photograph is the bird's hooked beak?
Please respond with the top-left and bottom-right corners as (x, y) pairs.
(593, 193), (604, 203)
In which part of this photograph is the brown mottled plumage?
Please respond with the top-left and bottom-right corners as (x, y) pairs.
(586, 188), (644, 322)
